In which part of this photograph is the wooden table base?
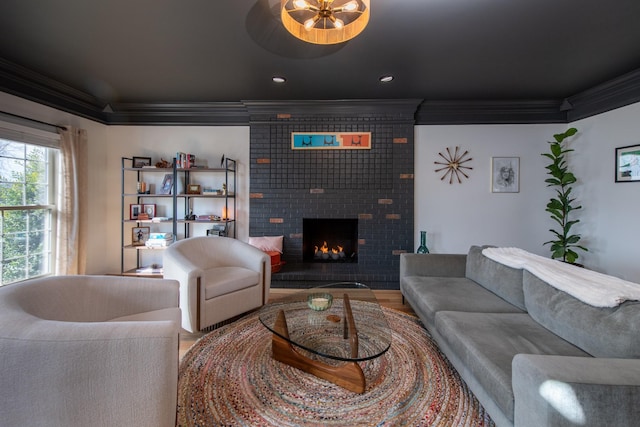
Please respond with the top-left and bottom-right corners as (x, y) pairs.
(271, 298), (366, 394)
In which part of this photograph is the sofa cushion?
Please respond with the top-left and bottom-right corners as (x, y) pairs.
(402, 276), (523, 325)
(434, 312), (590, 422)
(465, 245), (526, 310)
(523, 270), (640, 358)
(202, 267), (260, 300)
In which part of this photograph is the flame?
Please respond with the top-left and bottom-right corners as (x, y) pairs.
(320, 241), (329, 254)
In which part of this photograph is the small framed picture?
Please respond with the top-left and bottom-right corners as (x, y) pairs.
(143, 204), (156, 218)
(187, 184), (202, 194)
(615, 144), (640, 182)
(130, 204), (143, 220)
(159, 173), (174, 194)
(491, 157), (520, 193)
(132, 226), (150, 246)
(132, 156), (152, 168)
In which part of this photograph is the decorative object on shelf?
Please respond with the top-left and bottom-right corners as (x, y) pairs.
(143, 204), (156, 218)
(206, 223), (228, 237)
(132, 156), (151, 168)
(615, 144), (640, 182)
(307, 292), (333, 311)
(130, 204), (142, 220)
(281, 0), (370, 45)
(137, 181), (149, 194)
(155, 158), (171, 168)
(416, 231), (430, 254)
(187, 184), (202, 194)
(131, 226), (150, 246)
(159, 173), (174, 194)
(291, 132), (371, 150)
(434, 146), (473, 184)
(491, 157), (520, 193)
(542, 127), (587, 264)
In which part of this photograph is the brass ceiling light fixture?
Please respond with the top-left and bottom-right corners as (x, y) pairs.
(281, 0), (370, 45)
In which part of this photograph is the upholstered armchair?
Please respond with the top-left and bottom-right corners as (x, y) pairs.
(0, 275), (181, 427)
(163, 236), (271, 332)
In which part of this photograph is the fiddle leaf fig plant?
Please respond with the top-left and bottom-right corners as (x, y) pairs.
(542, 127), (587, 264)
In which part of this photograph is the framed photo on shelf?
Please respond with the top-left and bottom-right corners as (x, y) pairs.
(159, 173), (174, 194)
(615, 144), (640, 182)
(142, 203), (156, 218)
(132, 156), (152, 168)
(132, 226), (150, 246)
(187, 184), (202, 194)
(491, 157), (519, 193)
(130, 204), (143, 220)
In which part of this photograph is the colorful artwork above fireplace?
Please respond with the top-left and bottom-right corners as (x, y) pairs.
(291, 132), (371, 150)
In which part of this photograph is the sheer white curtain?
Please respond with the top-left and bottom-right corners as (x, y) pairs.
(55, 127), (88, 275)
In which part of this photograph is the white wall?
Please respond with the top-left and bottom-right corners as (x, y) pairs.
(569, 103), (640, 281)
(415, 123), (564, 253)
(415, 102), (640, 282)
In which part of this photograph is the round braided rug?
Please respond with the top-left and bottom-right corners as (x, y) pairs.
(177, 307), (494, 427)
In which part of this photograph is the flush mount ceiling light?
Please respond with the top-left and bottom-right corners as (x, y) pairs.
(281, 0), (370, 45)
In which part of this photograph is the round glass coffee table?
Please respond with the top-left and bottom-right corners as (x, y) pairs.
(258, 282), (391, 393)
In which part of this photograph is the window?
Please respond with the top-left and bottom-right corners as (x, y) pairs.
(0, 138), (58, 285)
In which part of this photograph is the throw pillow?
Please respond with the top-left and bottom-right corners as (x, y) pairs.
(248, 235), (283, 253)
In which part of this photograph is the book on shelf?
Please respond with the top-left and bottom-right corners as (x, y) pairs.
(149, 232), (173, 239)
(151, 216), (171, 222)
(135, 265), (163, 274)
(176, 152), (196, 169)
(145, 239), (172, 248)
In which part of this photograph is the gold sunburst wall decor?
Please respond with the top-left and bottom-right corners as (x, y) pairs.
(434, 146), (473, 184)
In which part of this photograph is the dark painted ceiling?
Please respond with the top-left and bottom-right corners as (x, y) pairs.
(1, 0), (640, 124)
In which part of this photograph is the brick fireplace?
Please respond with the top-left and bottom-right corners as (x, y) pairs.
(246, 100), (420, 289)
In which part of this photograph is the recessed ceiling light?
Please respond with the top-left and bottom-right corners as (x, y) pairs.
(272, 76), (287, 83)
(379, 75), (394, 83)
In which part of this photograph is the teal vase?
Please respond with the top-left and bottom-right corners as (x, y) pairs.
(416, 231), (430, 254)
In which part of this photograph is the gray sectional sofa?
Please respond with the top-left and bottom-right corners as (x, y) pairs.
(400, 245), (640, 427)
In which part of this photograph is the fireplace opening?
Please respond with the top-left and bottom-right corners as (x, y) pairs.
(303, 218), (358, 263)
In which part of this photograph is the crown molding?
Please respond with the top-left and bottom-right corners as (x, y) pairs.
(243, 99), (423, 124)
(106, 102), (249, 125)
(0, 58), (108, 123)
(2, 58), (639, 126)
(566, 68), (640, 122)
(415, 99), (567, 124)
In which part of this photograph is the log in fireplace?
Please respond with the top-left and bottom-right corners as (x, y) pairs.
(303, 218), (358, 263)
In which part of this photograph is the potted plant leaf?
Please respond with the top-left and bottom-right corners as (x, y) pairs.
(542, 127), (588, 264)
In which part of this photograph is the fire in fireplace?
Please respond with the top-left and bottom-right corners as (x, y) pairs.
(303, 218), (358, 263)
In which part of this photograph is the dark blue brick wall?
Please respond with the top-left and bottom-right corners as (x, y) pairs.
(248, 102), (417, 289)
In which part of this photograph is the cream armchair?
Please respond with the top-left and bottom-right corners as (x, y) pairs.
(0, 275), (181, 427)
(163, 236), (271, 332)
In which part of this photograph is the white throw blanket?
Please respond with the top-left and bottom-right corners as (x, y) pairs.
(482, 247), (640, 308)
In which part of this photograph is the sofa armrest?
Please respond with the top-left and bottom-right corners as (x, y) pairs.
(513, 354), (640, 427)
(400, 253), (466, 279)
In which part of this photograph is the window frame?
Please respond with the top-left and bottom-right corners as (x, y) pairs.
(0, 120), (60, 286)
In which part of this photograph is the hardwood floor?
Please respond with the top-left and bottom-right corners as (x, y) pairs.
(179, 289), (414, 359)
